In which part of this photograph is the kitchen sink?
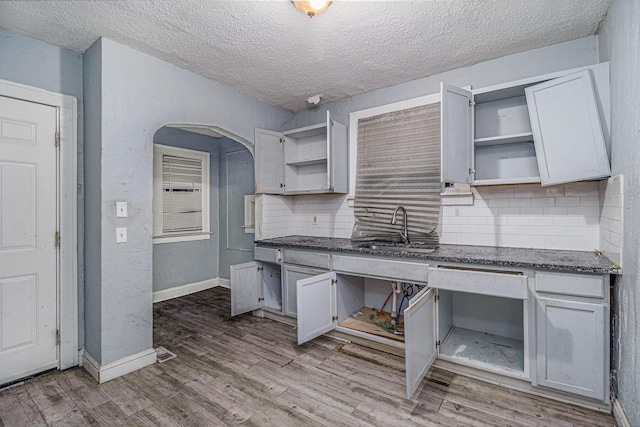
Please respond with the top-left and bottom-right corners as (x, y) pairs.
(357, 242), (437, 254)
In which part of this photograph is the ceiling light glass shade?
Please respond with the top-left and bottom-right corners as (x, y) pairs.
(292, 0), (332, 18)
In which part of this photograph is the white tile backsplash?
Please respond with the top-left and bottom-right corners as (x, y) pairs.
(258, 178), (624, 255)
(599, 175), (624, 265)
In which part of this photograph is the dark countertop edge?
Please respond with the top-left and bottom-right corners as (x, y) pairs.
(255, 237), (622, 275)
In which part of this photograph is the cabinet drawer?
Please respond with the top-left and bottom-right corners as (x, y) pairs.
(535, 272), (605, 299)
(428, 267), (528, 299)
(332, 255), (428, 283)
(254, 246), (281, 264)
(283, 249), (330, 269)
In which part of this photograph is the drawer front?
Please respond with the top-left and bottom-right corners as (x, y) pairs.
(332, 255), (428, 283)
(428, 267), (528, 299)
(254, 246), (281, 264)
(283, 249), (330, 269)
(535, 272), (605, 299)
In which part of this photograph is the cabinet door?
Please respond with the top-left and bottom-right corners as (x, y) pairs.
(441, 83), (473, 184)
(283, 265), (327, 318)
(326, 110), (334, 191)
(327, 111), (349, 194)
(254, 128), (284, 194)
(536, 297), (607, 401)
(230, 261), (262, 316)
(404, 287), (438, 398)
(525, 70), (610, 186)
(297, 272), (336, 345)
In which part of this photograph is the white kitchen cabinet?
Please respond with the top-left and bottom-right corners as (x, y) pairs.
(525, 70), (611, 186)
(441, 63), (610, 186)
(230, 261), (282, 316)
(534, 272), (609, 401)
(296, 270), (437, 398)
(283, 264), (327, 318)
(254, 111), (348, 195)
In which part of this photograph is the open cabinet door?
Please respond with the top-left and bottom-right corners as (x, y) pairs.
(254, 128), (284, 194)
(404, 287), (438, 398)
(297, 272), (337, 345)
(441, 83), (473, 184)
(230, 261), (262, 316)
(525, 70), (610, 186)
(326, 110), (335, 191)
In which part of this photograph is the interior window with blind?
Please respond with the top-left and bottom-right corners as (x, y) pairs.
(351, 102), (441, 246)
(153, 144), (210, 244)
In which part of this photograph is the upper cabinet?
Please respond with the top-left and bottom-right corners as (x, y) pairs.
(441, 63), (610, 187)
(255, 111), (348, 195)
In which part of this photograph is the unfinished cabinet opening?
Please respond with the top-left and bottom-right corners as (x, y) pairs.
(261, 262), (283, 312)
(438, 290), (526, 378)
(335, 277), (428, 346)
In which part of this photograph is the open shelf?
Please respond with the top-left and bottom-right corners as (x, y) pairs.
(439, 326), (525, 375)
(474, 132), (534, 147)
(285, 157), (328, 167)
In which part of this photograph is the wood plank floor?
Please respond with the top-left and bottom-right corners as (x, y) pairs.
(0, 287), (617, 426)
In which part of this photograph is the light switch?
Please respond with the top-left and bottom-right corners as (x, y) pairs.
(116, 227), (128, 243)
(116, 202), (128, 218)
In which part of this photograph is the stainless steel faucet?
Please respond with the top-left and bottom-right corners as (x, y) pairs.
(391, 206), (409, 244)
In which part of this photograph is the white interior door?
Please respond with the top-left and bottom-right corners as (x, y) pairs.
(230, 261), (262, 316)
(441, 83), (473, 184)
(404, 287), (437, 398)
(0, 95), (58, 385)
(297, 272), (336, 345)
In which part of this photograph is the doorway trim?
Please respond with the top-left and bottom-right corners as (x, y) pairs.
(0, 78), (79, 371)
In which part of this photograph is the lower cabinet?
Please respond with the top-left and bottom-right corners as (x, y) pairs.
(534, 272), (609, 402)
(232, 248), (612, 406)
(283, 264), (327, 317)
(296, 271), (438, 398)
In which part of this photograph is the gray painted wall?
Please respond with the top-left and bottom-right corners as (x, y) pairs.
(598, 0), (640, 422)
(152, 127), (220, 292)
(289, 36), (601, 129)
(84, 37), (291, 365)
(82, 39), (102, 357)
(218, 139), (255, 280)
(0, 29), (86, 347)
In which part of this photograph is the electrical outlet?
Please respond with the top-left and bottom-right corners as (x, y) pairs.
(116, 201), (128, 217)
(116, 227), (127, 243)
(312, 215), (318, 225)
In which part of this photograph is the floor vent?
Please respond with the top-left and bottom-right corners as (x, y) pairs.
(155, 346), (177, 363)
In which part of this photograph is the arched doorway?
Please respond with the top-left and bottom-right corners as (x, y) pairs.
(151, 124), (255, 302)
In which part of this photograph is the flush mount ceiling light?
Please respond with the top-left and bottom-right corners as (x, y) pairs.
(292, 0), (332, 18)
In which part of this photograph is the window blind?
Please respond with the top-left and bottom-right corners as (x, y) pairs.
(162, 154), (203, 233)
(351, 103), (441, 245)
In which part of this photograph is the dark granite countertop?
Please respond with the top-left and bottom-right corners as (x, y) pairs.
(256, 236), (621, 275)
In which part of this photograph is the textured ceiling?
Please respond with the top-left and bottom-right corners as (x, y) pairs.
(0, 0), (612, 112)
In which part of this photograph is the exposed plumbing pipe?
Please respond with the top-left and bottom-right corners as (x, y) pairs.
(390, 281), (402, 325)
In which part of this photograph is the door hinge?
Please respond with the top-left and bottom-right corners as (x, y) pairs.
(332, 316), (338, 321)
(469, 100), (476, 107)
(469, 168), (476, 175)
(55, 329), (60, 344)
(436, 340), (441, 347)
(55, 231), (60, 247)
(55, 132), (60, 147)
(279, 138), (284, 143)
(435, 294), (440, 302)
(257, 266), (263, 271)
(258, 297), (264, 302)
(331, 279), (337, 285)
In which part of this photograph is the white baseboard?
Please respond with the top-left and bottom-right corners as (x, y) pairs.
(153, 277), (229, 303)
(613, 398), (631, 427)
(82, 348), (157, 384)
